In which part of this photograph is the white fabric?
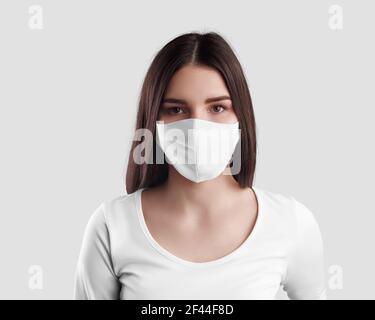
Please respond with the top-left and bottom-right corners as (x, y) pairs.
(156, 118), (240, 183)
(74, 186), (327, 300)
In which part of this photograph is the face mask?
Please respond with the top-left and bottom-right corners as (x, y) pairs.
(156, 118), (240, 183)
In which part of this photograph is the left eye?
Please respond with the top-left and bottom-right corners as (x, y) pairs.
(211, 105), (225, 113)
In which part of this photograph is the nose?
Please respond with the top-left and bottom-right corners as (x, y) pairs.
(189, 107), (208, 121)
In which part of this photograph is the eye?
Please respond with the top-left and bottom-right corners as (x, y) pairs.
(167, 106), (184, 115)
(211, 105), (226, 113)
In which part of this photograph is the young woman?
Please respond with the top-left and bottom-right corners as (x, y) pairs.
(74, 32), (327, 300)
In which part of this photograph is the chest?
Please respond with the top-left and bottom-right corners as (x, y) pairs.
(118, 255), (287, 299)
(143, 205), (258, 263)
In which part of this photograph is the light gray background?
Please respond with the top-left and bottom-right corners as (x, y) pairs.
(0, 0), (373, 299)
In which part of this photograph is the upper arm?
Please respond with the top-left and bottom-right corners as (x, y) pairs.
(282, 198), (327, 300)
(73, 202), (121, 300)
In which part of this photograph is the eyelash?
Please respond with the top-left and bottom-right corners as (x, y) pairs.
(210, 105), (227, 113)
(164, 105), (227, 115)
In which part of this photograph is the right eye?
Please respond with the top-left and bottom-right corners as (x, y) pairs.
(166, 106), (184, 115)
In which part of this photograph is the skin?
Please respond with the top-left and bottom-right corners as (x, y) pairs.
(141, 64), (259, 263)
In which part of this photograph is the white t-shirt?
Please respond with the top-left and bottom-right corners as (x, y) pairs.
(73, 186), (327, 300)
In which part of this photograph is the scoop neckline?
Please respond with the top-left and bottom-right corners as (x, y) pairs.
(135, 186), (263, 268)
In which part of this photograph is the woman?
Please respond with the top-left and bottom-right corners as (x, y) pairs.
(74, 32), (327, 300)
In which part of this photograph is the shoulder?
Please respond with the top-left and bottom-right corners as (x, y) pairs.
(254, 186), (322, 237)
(79, 191), (142, 262)
(255, 187), (295, 212)
(102, 190), (140, 229)
(254, 187), (295, 225)
(83, 190), (140, 238)
(91, 190), (144, 248)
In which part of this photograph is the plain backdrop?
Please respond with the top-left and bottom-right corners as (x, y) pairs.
(0, 0), (374, 299)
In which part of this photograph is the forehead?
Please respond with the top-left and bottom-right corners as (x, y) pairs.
(164, 64), (230, 101)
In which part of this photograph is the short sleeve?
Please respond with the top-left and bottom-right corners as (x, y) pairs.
(73, 203), (121, 300)
(282, 198), (327, 300)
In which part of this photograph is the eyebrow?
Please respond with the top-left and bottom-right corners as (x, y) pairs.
(161, 95), (231, 105)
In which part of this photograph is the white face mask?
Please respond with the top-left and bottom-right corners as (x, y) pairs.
(156, 118), (240, 183)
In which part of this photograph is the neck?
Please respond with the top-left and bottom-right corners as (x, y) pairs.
(162, 166), (245, 214)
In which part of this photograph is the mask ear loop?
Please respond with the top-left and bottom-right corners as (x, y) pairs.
(190, 122), (200, 181)
(155, 122), (166, 165)
(223, 123), (241, 177)
(232, 133), (242, 177)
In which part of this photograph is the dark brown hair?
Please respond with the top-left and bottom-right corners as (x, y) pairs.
(125, 31), (257, 194)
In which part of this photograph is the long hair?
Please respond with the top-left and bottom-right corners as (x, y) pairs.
(125, 32), (257, 194)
